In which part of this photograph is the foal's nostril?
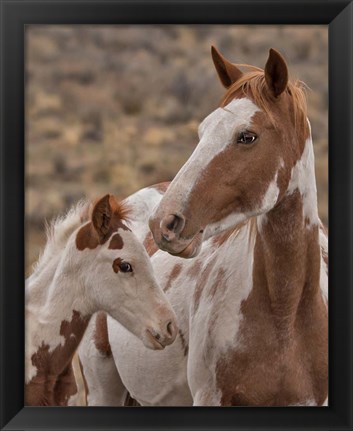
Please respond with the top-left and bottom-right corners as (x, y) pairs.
(167, 321), (173, 337)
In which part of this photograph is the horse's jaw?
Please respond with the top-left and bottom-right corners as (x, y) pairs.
(149, 214), (204, 259)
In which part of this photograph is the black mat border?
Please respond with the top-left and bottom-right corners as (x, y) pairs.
(0, 1), (352, 430)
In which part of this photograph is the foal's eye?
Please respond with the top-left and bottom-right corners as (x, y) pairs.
(119, 261), (133, 273)
(237, 131), (257, 145)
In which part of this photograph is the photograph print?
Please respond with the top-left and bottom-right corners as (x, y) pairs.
(25, 24), (328, 407)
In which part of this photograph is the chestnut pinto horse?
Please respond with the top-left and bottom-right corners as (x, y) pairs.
(25, 195), (177, 406)
(79, 47), (328, 406)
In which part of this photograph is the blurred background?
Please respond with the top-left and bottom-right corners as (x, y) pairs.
(25, 25), (328, 275)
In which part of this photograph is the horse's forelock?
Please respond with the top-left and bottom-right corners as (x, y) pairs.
(220, 67), (308, 132)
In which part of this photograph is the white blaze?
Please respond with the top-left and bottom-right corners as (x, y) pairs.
(166, 98), (260, 207)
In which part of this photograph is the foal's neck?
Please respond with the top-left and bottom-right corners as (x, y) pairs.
(26, 254), (93, 384)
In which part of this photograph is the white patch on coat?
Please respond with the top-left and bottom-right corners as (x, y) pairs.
(319, 225), (328, 305)
(287, 134), (319, 227)
(124, 187), (164, 241)
(187, 223), (256, 401)
(78, 317), (129, 406)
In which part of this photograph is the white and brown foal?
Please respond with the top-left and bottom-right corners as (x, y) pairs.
(25, 194), (177, 406)
(79, 47), (328, 406)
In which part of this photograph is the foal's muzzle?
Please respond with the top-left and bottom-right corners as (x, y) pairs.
(145, 318), (177, 350)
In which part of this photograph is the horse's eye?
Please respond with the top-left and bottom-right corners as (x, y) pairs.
(119, 261), (133, 273)
(237, 131), (257, 145)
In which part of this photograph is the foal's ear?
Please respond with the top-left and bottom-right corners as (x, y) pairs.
(92, 194), (113, 239)
(264, 48), (288, 97)
(211, 46), (243, 88)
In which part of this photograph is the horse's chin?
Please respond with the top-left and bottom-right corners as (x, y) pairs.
(169, 231), (203, 259)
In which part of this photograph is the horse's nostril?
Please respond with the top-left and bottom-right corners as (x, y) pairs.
(155, 333), (161, 340)
(166, 215), (178, 231)
(160, 214), (185, 240)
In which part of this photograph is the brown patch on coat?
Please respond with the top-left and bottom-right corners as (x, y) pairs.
(178, 329), (188, 356)
(215, 192), (328, 406)
(76, 220), (130, 251)
(192, 261), (214, 313)
(112, 257), (123, 274)
(187, 260), (202, 279)
(163, 264), (182, 292)
(143, 231), (159, 257)
(109, 233), (124, 250)
(208, 268), (227, 299)
(76, 194), (131, 251)
(25, 310), (90, 406)
(93, 312), (112, 357)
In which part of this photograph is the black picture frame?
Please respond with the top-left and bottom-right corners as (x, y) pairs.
(1, 1), (352, 430)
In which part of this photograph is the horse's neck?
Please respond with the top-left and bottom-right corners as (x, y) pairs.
(255, 136), (321, 332)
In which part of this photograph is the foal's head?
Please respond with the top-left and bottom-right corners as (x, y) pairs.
(150, 47), (316, 257)
(70, 194), (177, 349)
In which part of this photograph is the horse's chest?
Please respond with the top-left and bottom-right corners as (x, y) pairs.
(214, 316), (327, 406)
(215, 344), (314, 406)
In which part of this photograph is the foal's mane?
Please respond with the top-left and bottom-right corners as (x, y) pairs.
(32, 196), (131, 276)
(220, 64), (308, 130)
(32, 200), (90, 276)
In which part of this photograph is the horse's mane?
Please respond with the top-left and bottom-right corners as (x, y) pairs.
(220, 64), (308, 131)
(32, 200), (90, 276)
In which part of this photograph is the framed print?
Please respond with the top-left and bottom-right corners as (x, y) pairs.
(1, 1), (352, 430)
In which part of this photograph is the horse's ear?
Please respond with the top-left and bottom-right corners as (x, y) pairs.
(264, 48), (288, 97)
(92, 194), (112, 239)
(211, 46), (243, 88)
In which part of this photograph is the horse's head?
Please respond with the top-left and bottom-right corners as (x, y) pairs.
(150, 47), (312, 257)
(74, 194), (177, 350)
